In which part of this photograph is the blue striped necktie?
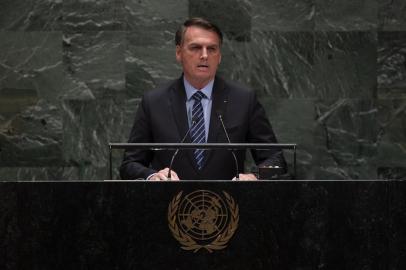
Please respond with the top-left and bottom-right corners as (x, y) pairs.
(190, 91), (206, 170)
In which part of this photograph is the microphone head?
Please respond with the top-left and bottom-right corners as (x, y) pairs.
(216, 110), (224, 119)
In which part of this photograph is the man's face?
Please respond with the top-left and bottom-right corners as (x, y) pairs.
(176, 26), (222, 89)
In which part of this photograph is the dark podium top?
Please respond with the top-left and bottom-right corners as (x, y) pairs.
(1, 180), (405, 270)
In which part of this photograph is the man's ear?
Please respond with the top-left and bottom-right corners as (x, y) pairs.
(175, 45), (182, 63)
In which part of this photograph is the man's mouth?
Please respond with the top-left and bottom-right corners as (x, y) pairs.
(197, 64), (209, 68)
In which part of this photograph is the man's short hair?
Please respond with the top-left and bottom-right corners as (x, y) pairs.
(175, 17), (223, 46)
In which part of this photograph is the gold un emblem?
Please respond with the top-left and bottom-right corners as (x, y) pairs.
(168, 190), (239, 253)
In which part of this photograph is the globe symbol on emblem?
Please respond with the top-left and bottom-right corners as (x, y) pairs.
(177, 190), (229, 241)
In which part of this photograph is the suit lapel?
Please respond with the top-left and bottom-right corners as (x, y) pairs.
(168, 77), (198, 171)
(203, 76), (229, 168)
(169, 78), (188, 139)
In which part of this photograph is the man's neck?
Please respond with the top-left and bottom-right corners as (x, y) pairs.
(183, 77), (214, 101)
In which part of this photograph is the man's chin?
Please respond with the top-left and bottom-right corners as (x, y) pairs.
(186, 75), (215, 88)
(196, 70), (215, 79)
(194, 69), (211, 76)
(196, 75), (214, 83)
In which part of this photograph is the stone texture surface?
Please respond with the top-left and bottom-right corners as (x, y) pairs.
(0, 1), (405, 180)
(251, 0), (314, 31)
(379, 0), (406, 30)
(315, 0), (377, 30)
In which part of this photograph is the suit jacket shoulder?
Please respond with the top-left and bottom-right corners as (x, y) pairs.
(142, 79), (184, 103)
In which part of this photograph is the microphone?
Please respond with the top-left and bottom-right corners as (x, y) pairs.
(216, 110), (239, 180)
(168, 118), (196, 179)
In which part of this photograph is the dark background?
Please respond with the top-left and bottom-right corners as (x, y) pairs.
(0, 0), (405, 180)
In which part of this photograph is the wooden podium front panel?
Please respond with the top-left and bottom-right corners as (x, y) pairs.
(0, 181), (405, 270)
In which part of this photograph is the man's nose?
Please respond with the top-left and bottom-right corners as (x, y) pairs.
(200, 48), (208, 59)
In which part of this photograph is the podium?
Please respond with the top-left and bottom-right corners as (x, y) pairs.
(0, 180), (405, 269)
(109, 142), (297, 179)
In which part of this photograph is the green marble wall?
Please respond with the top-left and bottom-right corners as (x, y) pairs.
(0, 0), (405, 180)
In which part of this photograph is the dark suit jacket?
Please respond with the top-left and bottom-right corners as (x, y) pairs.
(120, 76), (286, 180)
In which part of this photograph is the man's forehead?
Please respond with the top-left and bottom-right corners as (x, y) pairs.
(183, 26), (221, 44)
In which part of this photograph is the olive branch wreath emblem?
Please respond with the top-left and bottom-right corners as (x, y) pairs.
(168, 190), (239, 253)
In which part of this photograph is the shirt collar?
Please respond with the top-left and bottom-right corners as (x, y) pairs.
(183, 77), (214, 101)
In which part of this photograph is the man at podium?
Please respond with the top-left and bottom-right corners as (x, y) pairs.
(120, 17), (286, 181)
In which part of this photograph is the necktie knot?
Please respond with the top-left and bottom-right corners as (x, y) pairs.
(192, 91), (206, 102)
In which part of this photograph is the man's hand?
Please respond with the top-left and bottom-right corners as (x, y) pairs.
(232, 173), (257, 181)
(149, 168), (180, 181)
